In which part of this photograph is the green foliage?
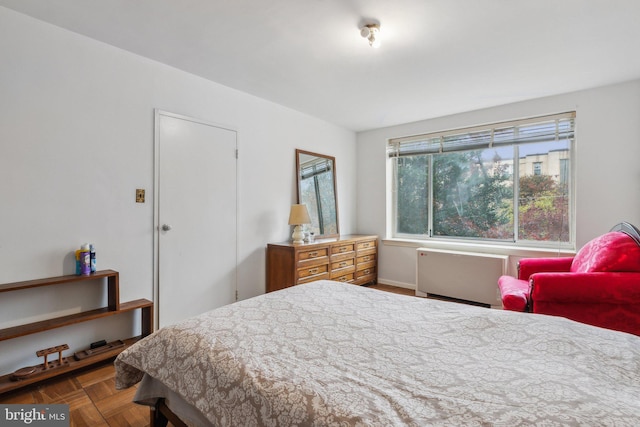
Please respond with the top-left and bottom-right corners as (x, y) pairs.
(396, 156), (428, 234)
(518, 175), (569, 241)
(395, 151), (569, 242)
(432, 151), (513, 239)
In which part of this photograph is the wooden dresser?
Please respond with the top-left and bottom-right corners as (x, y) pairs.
(266, 235), (378, 292)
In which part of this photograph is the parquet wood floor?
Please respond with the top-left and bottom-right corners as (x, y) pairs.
(367, 283), (415, 296)
(0, 283), (415, 426)
(0, 360), (151, 426)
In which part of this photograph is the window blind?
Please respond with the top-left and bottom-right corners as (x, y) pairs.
(300, 157), (332, 179)
(387, 112), (575, 157)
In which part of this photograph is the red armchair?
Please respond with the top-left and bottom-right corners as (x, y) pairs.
(498, 222), (640, 336)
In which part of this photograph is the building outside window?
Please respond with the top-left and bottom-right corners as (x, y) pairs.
(388, 112), (575, 246)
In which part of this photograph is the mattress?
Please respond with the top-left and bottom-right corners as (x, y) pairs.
(115, 280), (640, 426)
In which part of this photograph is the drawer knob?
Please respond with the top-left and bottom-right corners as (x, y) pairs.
(363, 256), (370, 261)
(309, 268), (319, 274)
(309, 251), (318, 257)
(339, 262), (347, 267)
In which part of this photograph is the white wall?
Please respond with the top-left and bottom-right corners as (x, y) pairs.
(357, 79), (640, 288)
(0, 7), (356, 372)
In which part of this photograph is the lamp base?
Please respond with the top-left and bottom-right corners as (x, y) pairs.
(291, 225), (305, 244)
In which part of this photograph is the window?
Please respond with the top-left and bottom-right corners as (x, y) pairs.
(388, 112), (575, 246)
(533, 162), (542, 176)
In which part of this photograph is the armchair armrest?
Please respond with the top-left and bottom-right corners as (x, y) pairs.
(518, 257), (574, 280)
(530, 272), (640, 305)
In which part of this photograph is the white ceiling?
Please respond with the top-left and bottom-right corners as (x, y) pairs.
(2, 0), (640, 132)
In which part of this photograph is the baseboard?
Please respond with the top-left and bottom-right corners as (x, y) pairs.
(377, 278), (415, 291)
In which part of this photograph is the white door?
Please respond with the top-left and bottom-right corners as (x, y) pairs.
(155, 110), (237, 328)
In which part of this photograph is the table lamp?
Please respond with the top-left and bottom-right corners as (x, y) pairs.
(288, 204), (311, 244)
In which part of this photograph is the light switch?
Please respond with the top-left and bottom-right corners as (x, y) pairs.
(136, 189), (145, 203)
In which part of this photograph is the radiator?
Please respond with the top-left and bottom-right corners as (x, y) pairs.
(416, 248), (508, 306)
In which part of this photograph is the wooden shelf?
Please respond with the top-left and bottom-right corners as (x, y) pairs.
(0, 270), (119, 293)
(0, 299), (153, 342)
(0, 270), (153, 395)
(0, 336), (144, 394)
(0, 270), (120, 311)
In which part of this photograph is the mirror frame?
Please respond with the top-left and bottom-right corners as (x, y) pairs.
(295, 149), (340, 239)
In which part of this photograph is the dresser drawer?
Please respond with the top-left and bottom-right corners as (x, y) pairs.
(356, 240), (377, 251)
(331, 242), (355, 256)
(330, 267), (355, 280)
(356, 253), (376, 265)
(297, 263), (330, 281)
(331, 258), (355, 271)
(356, 266), (376, 281)
(298, 247), (329, 263)
(331, 272), (355, 283)
(357, 257), (376, 270)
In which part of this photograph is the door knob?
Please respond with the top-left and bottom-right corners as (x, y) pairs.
(161, 224), (172, 231)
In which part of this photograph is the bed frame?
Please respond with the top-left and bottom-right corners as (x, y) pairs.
(151, 399), (188, 427)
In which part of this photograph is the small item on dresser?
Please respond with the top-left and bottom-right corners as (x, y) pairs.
(308, 232), (315, 242)
(79, 243), (91, 275)
(89, 243), (96, 273)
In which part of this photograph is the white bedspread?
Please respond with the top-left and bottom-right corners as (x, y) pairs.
(115, 280), (640, 426)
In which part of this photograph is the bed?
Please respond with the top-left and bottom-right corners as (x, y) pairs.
(115, 280), (640, 426)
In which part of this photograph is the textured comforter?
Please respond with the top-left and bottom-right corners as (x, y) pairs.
(115, 280), (640, 426)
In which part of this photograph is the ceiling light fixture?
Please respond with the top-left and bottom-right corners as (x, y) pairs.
(360, 23), (381, 48)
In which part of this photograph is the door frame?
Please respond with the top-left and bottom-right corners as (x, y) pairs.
(153, 109), (239, 330)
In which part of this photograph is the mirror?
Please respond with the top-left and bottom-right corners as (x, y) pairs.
(296, 149), (339, 239)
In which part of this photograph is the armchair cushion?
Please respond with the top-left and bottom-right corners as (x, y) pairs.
(531, 272), (640, 335)
(531, 272), (640, 304)
(570, 231), (640, 273)
(497, 275), (529, 311)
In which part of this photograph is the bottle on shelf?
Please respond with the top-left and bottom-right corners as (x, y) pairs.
(75, 250), (82, 275)
(90, 244), (96, 273)
(79, 244), (91, 276)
